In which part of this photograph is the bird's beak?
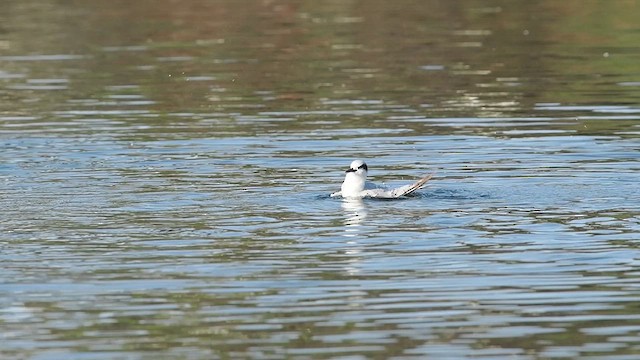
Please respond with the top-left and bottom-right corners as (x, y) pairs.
(345, 168), (356, 173)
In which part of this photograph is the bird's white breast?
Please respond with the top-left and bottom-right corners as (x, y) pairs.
(341, 172), (366, 197)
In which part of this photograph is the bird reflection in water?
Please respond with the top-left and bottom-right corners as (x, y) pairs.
(340, 198), (368, 276)
(341, 198), (368, 231)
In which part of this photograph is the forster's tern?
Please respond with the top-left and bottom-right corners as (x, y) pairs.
(330, 159), (432, 199)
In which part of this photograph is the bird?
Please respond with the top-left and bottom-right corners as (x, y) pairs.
(330, 159), (432, 199)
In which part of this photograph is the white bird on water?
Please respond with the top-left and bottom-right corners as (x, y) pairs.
(330, 159), (433, 199)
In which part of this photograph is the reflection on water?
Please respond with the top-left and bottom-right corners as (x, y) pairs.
(341, 199), (368, 230)
(1, 0), (640, 359)
(340, 199), (367, 276)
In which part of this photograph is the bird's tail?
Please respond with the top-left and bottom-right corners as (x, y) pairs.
(392, 174), (433, 197)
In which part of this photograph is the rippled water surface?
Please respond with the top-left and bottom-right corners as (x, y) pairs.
(2, 1), (640, 359)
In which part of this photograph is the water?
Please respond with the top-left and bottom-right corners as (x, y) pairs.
(2, 1), (640, 359)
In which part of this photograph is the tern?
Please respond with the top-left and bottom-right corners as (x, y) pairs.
(330, 159), (433, 199)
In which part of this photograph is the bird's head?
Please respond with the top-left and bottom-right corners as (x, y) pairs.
(346, 159), (368, 176)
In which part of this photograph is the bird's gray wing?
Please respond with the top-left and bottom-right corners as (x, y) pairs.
(359, 188), (391, 198)
(364, 181), (383, 190)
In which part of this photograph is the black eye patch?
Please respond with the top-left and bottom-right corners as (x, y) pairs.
(358, 164), (368, 171)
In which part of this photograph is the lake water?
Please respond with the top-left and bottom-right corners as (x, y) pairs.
(2, 1), (640, 359)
